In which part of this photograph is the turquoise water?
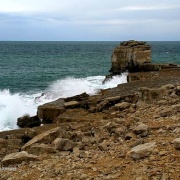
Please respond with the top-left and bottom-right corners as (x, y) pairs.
(0, 41), (180, 131)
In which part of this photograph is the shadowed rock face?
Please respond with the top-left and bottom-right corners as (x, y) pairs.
(110, 40), (152, 73)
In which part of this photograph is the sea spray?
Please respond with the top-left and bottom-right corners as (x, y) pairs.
(45, 73), (128, 98)
(0, 73), (127, 131)
(0, 90), (35, 131)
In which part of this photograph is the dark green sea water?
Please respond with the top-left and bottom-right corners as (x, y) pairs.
(0, 41), (179, 93)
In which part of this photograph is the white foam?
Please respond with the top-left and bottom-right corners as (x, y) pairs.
(0, 90), (35, 131)
(0, 73), (128, 131)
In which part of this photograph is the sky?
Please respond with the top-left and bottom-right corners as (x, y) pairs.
(0, 0), (180, 41)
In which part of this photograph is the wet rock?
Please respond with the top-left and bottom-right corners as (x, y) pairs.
(17, 115), (41, 128)
(52, 138), (76, 151)
(21, 127), (65, 151)
(64, 92), (89, 102)
(2, 151), (38, 166)
(127, 142), (156, 159)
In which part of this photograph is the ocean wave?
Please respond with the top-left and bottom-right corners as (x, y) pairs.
(0, 73), (128, 131)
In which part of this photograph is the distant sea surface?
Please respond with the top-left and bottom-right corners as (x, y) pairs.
(0, 41), (180, 131)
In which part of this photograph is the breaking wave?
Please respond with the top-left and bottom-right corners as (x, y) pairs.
(0, 73), (128, 131)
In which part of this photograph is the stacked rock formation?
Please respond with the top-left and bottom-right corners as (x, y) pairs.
(110, 40), (159, 73)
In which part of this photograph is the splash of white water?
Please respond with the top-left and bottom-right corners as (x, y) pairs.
(0, 73), (127, 131)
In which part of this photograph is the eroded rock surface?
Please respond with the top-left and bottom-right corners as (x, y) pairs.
(110, 40), (152, 73)
(2, 151), (38, 166)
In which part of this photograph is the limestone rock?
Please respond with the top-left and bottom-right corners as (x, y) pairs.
(133, 123), (149, 137)
(21, 127), (65, 151)
(64, 92), (89, 102)
(110, 40), (152, 73)
(2, 151), (38, 166)
(37, 98), (66, 123)
(52, 138), (76, 151)
(25, 143), (56, 155)
(64, 101), (79, 108)
(128, 142), (156, 159)
(114, 102), (131, 110)
(17, 115), (41, 128)
(172, 138), (180, 150)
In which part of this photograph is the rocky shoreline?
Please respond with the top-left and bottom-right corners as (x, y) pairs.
(0, 41), (180, 179)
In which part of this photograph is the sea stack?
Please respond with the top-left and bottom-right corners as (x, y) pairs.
(109, 40), (159, 73)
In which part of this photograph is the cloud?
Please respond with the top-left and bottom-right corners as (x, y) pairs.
(118, 5), (180, 11)
(0, 0), (180, 40)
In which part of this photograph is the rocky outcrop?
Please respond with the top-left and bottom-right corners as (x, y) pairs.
(0, 80), (180, 179)
(21, 127), (65, 151)
(110, 40), (152, 73)
(109, 40), (180, 75)
(37, 93), (90, 124)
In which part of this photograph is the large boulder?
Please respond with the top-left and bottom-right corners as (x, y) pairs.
(127, 142), (156, 159)
(110, 40), (153, 73)
(37, 98), (66, 123)
(2, 151), (38, 166)
(21, 127), (65, 151)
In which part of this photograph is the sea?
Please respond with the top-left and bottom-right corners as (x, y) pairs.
(0, 41), (180, 131)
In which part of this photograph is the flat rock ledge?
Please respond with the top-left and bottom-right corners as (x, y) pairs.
(2, 151), (38, 166)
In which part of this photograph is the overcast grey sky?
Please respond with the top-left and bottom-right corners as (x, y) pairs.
(0, 0), (180, 41)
